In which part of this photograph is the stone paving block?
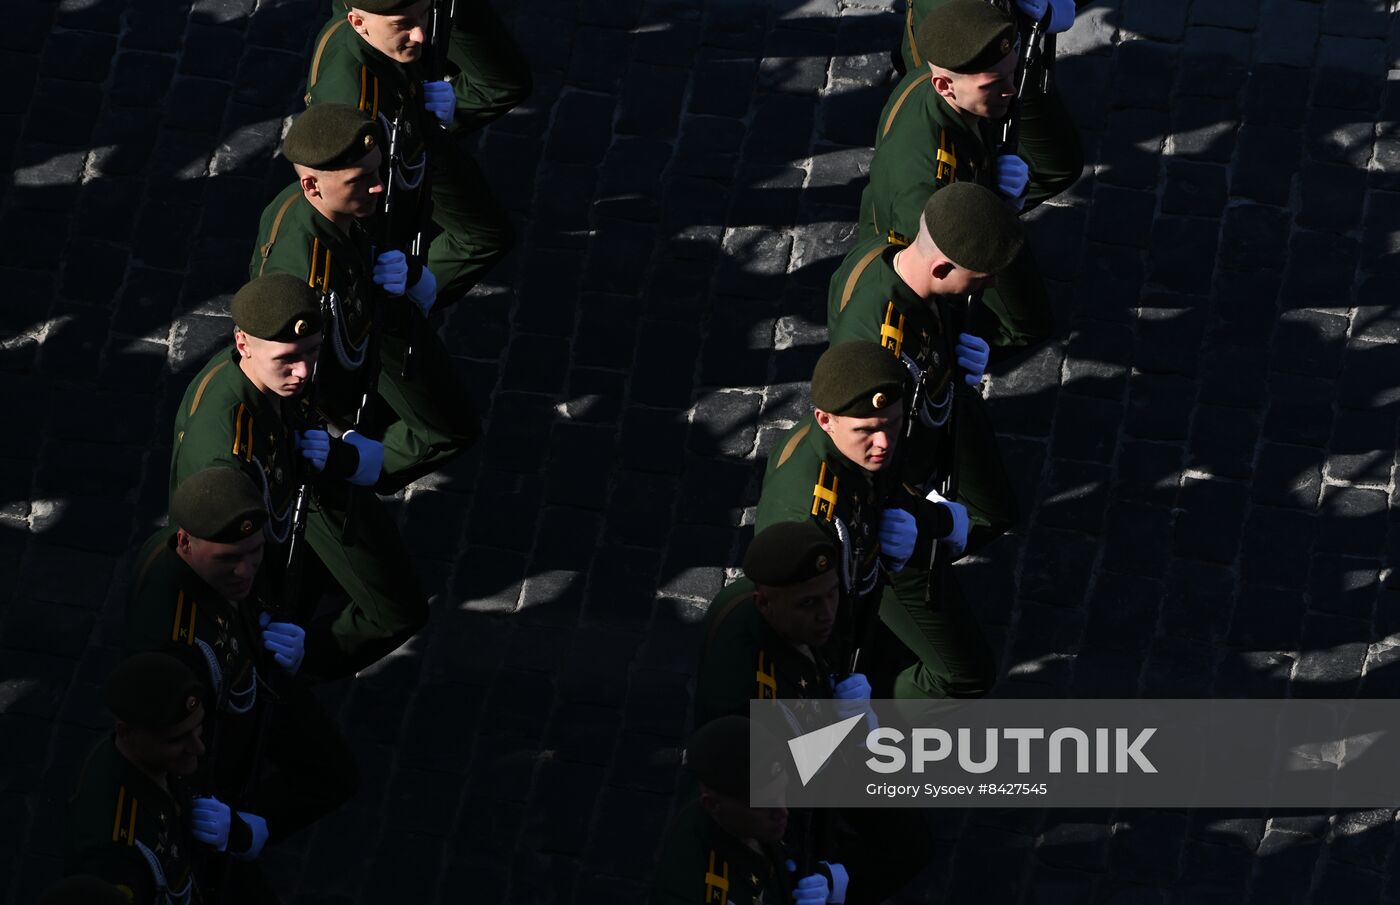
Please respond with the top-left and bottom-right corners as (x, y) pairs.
(1101, 500), (1173, 578)
(1050, 392), (1122, 464)
(595, 137), (672, 224)
(1188, 404), (1259, 481)
(1243, 64), (1310, 128)
(1161, 160), (1227, 218)
(1263, 372), (1336, 449)
(1113, 440), (1182, 506)
(1361, 191), (1400, 276)
(1174, 475), (1249, 564)
(544, 91), (616, 166)
(1297, 161), (1367, 235)
(1317, 484), (1389, 557)
(1126, 372), (1194, 442)
(1239, 506), (1315, 590)
(1327, 408), (1396, 485)
(1075, 243), (1144, 322)
(573, 292), (642, 371)
(1179, 27), (1252, 99)
(581, 787), (672, 879)
(1306, 106), (1376, 167)
(1112, 41), (1179, 112)
(1313, 35), (1387, 113)
(1271, 307), (1348, 378)
(1019, 527), (1099, 607)
(757, 26), (834, 95)
(617, 63), (688, 139)
(1086, 185), (1155, 248)
(1256, 0), (1321, 67)
(1063, 319), (1132, 398)
(1230, 126), (1301, 207)
(1198, 343), (1267, 408)
(1142, 635), (1215, 696)
(618, 406), (688, 475)
(1147, 216), (1218, 294)
(1035, 459), (1112, 533)
(1340, 338), (1400, 412)
(1157, 558), (1234, 644)
(1252, 441), (1324, 508)
(1082, 571), (1160, 657)
(1098, 108), (1170, 189)
(1167, 96), (1238, 163)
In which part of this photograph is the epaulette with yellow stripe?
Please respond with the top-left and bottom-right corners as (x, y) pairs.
(756, 651), (778, 700)
(935, 129), (958, 185)
(881, 303), (907, 359)
(811, 462), (840, 522)
(170, 590), (198, 646)
(358, 64), (381, 118)
(704, 851), (730, 904)
(309, 237), (334, 295)
(111, 785), (139, 845)
(231, 403), (256, 462)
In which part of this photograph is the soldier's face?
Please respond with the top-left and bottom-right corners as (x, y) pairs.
(119, 706), (207, 778)
(935, 50), (1017, 120)
(178, 529), (266, 602)
(306, 148), (384, 219)
(756, 570), (841, 648)
(815, 409), (904, 472)
(349, 2), (431, 63)
(235, 330), (323, 398)
(703, 789), (789, 847)
(931, 260), (995, 297)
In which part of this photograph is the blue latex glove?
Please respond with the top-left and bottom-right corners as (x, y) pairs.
(422, 80), (455, 126)
(955, 332), (991, 386)
(831, 673), (871, 720)
(343, 430), (384, 487)
(878, 508), (917, 573)
(821, 863), (850, 904)
(1014, 0), (1048, 19)
(372, 250), (408, 295)
(259, 612), (305, 676)
(995, 155), (1029, 207)
(298, 429), (329, 472)
(925, 488), (969, 557)
(791, 873), (830, 905)
(1047, 0), (1076, 33)
(234, 812), (268, 861)
(191, 796), (232, 851)
(407, 265), (438, 317)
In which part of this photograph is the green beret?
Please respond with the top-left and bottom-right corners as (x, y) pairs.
(172, 466), (266, 544)
(344, 0), (423, 14)
(105, 651), (206, 731)
(40, 876), (130, 905)
(282, 103), (381, 170)
(743, 521), (838, 588)
(917, 0), (1017, 73)
(684, 716), (785, 799)
(811, 341), (908, 418)
(923, 182), (1025, 274)
(232, 273), (323, 343)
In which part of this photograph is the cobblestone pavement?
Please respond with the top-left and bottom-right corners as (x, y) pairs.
(3, 0), (1399, 902)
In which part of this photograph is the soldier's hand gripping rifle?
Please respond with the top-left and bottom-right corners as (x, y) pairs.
(401, 0), (457, 381)
(341, 113), (403, 543)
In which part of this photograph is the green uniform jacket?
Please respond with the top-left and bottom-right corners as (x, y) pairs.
(859, 68), (997, 242)
(693, 578), (835, 729)
(826, 233), (960, 491)
(754, 416), (885, 601)
(170, 350), (300, 547)
(251, 183), (390, 423)
(305, 14), (433, 241)
(650, 800), (790, 905)
(66, 737), (196, 905)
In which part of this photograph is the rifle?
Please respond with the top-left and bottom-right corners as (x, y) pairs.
(402, 0), (457, 381)
(341, 113), (402, 543)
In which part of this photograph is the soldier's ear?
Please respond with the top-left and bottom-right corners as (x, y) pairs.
(814, 409), (834, 433)
(929, 70), (955, 100)
(234, 329), (252, 359)
(930, 259), (956, 282)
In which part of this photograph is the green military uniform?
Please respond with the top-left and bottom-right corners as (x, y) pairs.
(858, 69), (1052, 354)
(127, 473), (356, 850)
(894, 0), (1083, 211)
(826, 232), (1017, 553)
(170, 278), (427, 677)
(66, 653), (206, 905)
(651, 798), (792, 905)
(693, 577), (836, 729)
(252, 179), (480, 493)
(66, 736), (198, 905)
(754, 347), (994, 700)
(303, 0), (528, 306)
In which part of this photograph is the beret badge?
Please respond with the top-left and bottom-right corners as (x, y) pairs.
(814, 554), (830, 572)
(185, 695), (199, 713)
(872, 392), (889, 410)
(240, 519), (255, 536)
(294, 318), (311, 337)
(999, 37), (1012, 55)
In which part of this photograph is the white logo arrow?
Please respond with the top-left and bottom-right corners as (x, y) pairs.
(787, 714), (865, 786)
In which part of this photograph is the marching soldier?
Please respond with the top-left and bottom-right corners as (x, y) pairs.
(862, 0), (1072, 355)
(170, 273), (428, 678)
(755, 342), (996, 699)
(828, 183), (1023, 555)
(65, 652), (237, 904)
(304, 0), (530, 306)
(691, 524), (937, 904)
(651, 716), (847, 905)
(254, 103), (480, 493)
(127, 467), (357, 863)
